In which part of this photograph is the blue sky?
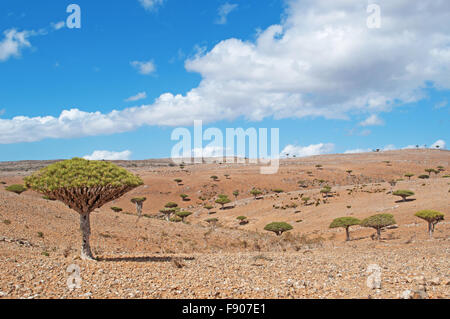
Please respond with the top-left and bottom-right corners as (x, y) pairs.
(0, 0), (449, 161)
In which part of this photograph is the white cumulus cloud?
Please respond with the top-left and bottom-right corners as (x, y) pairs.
(1, 0), (450, 143)
(359, 114), (384, 127)
(0, 29), (32, 62)
(130, 60), (156, 75)
(83, 150), (132, 161)
(281, 143), (335, 157)
(216, 3), (238, 25)
(125, 92), (147, 102)
(139, 0), (165, 12)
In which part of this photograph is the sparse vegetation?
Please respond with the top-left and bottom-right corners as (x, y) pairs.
(215, 194), (231, 209)
(329, 217), (360, 241)
(236, 216), (249, 225)
(302, 197), (311, 205)
(360, 214), (396, 240)
(5, 184), (27, 195)
(24, 158), (143, 260)
(250, 188), (262, 199)
(392, 190), (415, 202)
(404, 173), (414, 180)
(264, 222), (293, 236)
(131, 197), (146, 218)
(110, 207), (123, 213)
(320, 186), (332, 198)
(415, 210), (444, 238)
(175, 211), (193, 222)
(232, 190), (239, 203)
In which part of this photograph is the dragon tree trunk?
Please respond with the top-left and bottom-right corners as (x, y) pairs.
(345, 227), (350, 241)
(80, 213), (95, 260)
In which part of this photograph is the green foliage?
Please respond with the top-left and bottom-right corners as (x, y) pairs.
(24, 158), (143, 191)
(131, 197), (146, 203)
(110, 207), (123, 213)
(170, 216), (182, 223)
(204, 204), (213, 210)
(360, 214), (396, 229)
(392, 190), (415, 201)
(180, 194), (189, 200)
(250, 188), (262, 198)
(174, 178), (182, 183)
(176, 211), (193, 219)
(329, 217), (360, 229)
(418, 174), (429, 179)
(5, 184), (27, 195)
(165, 202), (179, 208)
(210, 175), (219, 181)
(404, 173), (414, 179)
(415, 210), (444, 223)
(272, 188), (284, 193)
(320, 186), (332, 194)
(160, 207), (178, 214)
(264, 222), (293, 236)
(215, 195), (231, 207)
(236, 216), (247, 221)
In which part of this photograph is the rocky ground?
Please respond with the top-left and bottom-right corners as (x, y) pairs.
(0, 149), (448, 299)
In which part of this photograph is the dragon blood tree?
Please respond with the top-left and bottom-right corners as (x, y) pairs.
(131, 197), (146, 218)
(24, 158), (143, 260)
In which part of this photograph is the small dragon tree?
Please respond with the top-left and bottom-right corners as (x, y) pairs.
(232, 190), (239, 204)
(302, 196), (311, 206)
(110, 206), (123, 213)
(404, 173), (414, 180)
(176, 211), (192, 223)
(329, 217), (361, 241)
(250, 188), (262, 199)
(360, 214), (396, 240)
(415, 210), (444, 238)
(5, 184), (27, 195)
(160, 202), (179, 221)
(131, 197), (146, 218)
(215, 194), (231, 209)
(264, 222), (293, 236)
(392, 190), (414, 202)
(425, 168), (436, 177)
(24, 158), (143, 260)
(236, 216), (248, 225)
(320, 186), (332, 198)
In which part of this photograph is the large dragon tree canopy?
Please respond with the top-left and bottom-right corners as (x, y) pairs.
(24, 157), (144, 214)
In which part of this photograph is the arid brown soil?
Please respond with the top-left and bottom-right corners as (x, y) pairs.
(0, 149), (448, 299)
